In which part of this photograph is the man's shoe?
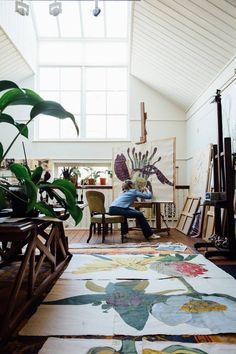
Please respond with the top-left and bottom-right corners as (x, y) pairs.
(148, 234), (161, 240)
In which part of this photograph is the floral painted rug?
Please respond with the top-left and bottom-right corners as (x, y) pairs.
(13, 246), (236, 353)
(68, 242), (195, 255)
(39, 338), (236, 354)
(60, 253), (234, 280)
(20, 276), (236, 336)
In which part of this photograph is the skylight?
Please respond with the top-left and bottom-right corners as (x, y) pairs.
(31, 1), (129, 39)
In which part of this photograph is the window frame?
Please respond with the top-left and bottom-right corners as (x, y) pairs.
(35, 65), (129, 141)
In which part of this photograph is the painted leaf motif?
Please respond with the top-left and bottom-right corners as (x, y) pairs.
(86, 339), (138, 354)
(73, 255), (163, 275)
(143, 345), (207, 354)
(114, 153), (130, 181)
(0, 143), (3, 160)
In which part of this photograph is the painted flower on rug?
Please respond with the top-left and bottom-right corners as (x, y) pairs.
(150, 261), (207, 277)
(73, 255), (164, 274)
(151, 293), (236, 331)
(87, 339), (138, 354)
(143, 344), (207, 354)
(72, 254), (207, 278)
(44, 278), (236, 332)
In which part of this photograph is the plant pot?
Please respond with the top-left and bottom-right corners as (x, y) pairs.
(88, 178), (96, 185)
(9, 186), (39, 217)
(70, 175), (78, 186)
(100, 177), (106, 185)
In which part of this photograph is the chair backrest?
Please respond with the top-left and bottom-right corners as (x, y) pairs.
(86, 191), (106, 214)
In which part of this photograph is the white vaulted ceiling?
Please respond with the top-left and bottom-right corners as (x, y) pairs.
(130, 0), (236, 110)
(0, 27), (34, 83)
(1, 0), (236, 110)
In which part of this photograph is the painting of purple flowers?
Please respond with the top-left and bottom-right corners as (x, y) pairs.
(112, 138), (175, 202)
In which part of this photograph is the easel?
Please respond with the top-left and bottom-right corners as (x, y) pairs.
(134, 102), (169, 234)
(194, 90), (235, 258)
(136, 102), (147, 144)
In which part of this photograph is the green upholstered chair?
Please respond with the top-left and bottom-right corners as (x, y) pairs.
(86, 190), (125, 243)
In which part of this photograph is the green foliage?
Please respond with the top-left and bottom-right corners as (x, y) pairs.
(61, 166), (81, 180)
(0, 163), (83, 225)
(0, 80), (79, 162)
(0, 80), (82, 225)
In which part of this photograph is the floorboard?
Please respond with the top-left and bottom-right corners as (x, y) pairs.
(64, 227), (236, 265)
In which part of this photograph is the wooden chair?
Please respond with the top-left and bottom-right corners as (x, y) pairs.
(86, 191), (125, 243)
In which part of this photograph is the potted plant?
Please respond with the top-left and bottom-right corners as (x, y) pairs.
(0, 80), (82, 225)
(105, 169), (113, 185)
(82, 167), (99, 185)
(0, 163), (82, 224)
(61, 166), (81, 186)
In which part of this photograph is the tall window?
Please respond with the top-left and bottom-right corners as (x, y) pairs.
(38, 66), (128, 140)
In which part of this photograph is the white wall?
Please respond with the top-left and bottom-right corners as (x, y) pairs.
(2, 75), (187, 183)
(130, 76), (186, 184)
(186, 55), (236, 181)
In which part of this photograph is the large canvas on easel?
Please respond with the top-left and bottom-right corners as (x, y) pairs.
(112, 138), (176, 202)
(222, 81), (236, 154)
(189, 144), (212, 201)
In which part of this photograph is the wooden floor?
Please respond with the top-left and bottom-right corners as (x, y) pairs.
(64, 227), (236, 265)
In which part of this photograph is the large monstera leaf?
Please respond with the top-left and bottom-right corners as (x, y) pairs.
(0, 80), (79, 163)
(30, 100), (79, 135)
(7, 163), (83, 225)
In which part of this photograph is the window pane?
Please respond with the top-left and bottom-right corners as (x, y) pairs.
(37, 65), (128, 140)
(107, 68), (127, 90)
(85, 68), (106, 90)
(84, 42), (128, 65)
(58, 2), (81, 38)
(60, 118), (78, 138)
(86, 115), (106, 137)
(106, 1), (128, 38)
(107, 115), (127, 138)
(61, 91), (81, 114)
(32, 1), (59, 38)
(86, 92), (106, 114)
(39, 68), (60, 90)
(39, 91), (60, 101)
(81, 1), (104, 37)
(38, 116), (60, 139)
(61, 68), (81, 90)
(107, 92), (127, 114)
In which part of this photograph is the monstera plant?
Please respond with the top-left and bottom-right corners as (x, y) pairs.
(0, 80), (79, 163)
(0, 80), (82, 225)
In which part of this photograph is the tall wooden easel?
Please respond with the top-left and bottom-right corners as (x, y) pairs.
(134, 102), (169, 234)
(195, 90), (235, 258)
(136, 102), (147, 144)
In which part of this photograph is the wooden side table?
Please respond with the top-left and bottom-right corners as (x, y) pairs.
(0, 218), (71, 342)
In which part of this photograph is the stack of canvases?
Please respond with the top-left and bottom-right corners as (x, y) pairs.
(19, 246), (236, 353)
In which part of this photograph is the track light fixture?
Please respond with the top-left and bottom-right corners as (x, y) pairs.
(93, 0), (101, 17)
(15, 0), (29, 16)
(49, 0), (62, 16)
(14, 0), (107, 17)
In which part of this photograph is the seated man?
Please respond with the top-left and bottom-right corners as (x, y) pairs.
(109, 179), (160, 240)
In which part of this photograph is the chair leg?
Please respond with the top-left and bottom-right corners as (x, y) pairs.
(102, 223), (105, 243)
(87, 223), (94, 243)
(121, 231), (124, 243)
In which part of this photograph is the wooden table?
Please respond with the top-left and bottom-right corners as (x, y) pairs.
(0, 217), (71, 342)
